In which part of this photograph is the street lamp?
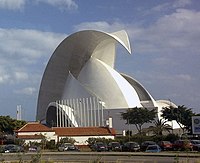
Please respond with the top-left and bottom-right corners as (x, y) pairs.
(128, 118), (130, 141)
(169, 99), (174, 134)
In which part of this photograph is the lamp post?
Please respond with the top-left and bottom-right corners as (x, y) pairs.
(169, 99), (174, 134)
(128, 118), (130, 141)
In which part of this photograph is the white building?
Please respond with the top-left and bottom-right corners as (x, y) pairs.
(36, 30), (178, 132)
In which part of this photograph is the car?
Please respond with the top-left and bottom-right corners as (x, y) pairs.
(107, 142), (122, 151)
(190, 140), (200, 151)
(91, 142), (108, 152)
(140, 141), (157, 151)
(145, 145), (161, 153)
(58, 143), (79, 152)
(3, 144), (24, 153)
(157, 141), (173, 151)
(28, 146), (41, 152)
(173, 140), (193, 151)
(122, 141), (140, 152)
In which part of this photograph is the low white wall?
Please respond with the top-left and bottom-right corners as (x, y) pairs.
(18, 131), (58, 143)
(59, 135), (115, 145)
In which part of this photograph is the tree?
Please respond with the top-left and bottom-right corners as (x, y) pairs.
(148, 119), (172, 136)
(0, 116), (26, 134)
(161, 105), (195, 134)
(59, 137), (76, 145)
(12, 119), (26, 131)
(0, 116), (14, 134)
(121, 107), (157, 135)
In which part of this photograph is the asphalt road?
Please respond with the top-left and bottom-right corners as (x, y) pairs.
(1, 152), (200, 163)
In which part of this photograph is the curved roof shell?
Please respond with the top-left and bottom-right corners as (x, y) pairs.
(37, 30), (152, 121)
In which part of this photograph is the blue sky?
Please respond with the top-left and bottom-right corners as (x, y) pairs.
(0, 0), (199, 121)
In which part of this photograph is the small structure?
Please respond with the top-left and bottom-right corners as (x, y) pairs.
(16, 122), (56, 144)
(53, 126), (115, 145)
(15, 122), (116, 145)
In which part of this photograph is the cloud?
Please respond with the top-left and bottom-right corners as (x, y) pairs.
(128, 8), (200, 56)
(0, 28), (66, 86)
(14, 87), (36, 95)
(172, 0), (192, 8)
(0, 0), (25, 10)
(36, 0), (78, 11)
(0, 0), (78, 11)
(74, 21), (125, 33)
(134, 70), (195, 104)
(14, 71), (29, 82)
(0, 28), (65, 63)
(0, 70), (10, 84)
(160, 73), (192, 82)
(136, 71), (193, 85)
(176, 74), (192, 81)
(152, 0), (192, 12)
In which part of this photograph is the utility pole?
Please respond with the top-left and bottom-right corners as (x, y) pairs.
(17, 105), (22, 120)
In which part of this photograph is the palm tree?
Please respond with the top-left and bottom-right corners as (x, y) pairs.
(148, 119), (172, 136)
(162, 105), (195, 134)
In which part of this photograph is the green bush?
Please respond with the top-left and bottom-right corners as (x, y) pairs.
(86, 137), (113, 146)
(46, 140), (56, 149)
(87, 133), (180, 147)
(165, 133), (179, 143)
(57, 137), (76, 147)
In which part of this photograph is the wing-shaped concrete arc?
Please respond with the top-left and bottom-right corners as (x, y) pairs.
(36, 30), (131, 121)
(77, 57), (142, 109)
(121, 73), (156, 108)
(46, 102), (78, 127)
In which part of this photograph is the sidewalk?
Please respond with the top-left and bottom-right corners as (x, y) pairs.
(44, 151), (200, 158)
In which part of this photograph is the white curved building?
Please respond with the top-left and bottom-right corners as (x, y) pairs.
(36, 30), (178, 130)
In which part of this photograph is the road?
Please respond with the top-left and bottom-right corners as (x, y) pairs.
(1, 152), (200, 163)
